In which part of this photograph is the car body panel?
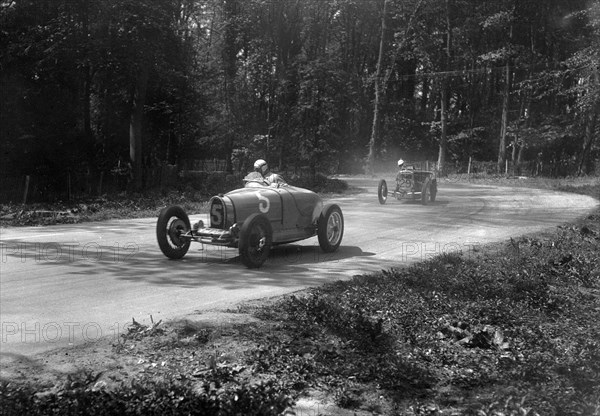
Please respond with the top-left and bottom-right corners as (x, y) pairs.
(226, 187), (284, 227)
(221, 185), (322, 244)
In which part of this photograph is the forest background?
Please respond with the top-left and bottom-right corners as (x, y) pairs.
(1, 0), (599, 201)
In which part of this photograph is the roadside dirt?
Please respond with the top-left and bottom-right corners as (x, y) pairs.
(1, 302), (377, 415)
(1, 310), (261, 389)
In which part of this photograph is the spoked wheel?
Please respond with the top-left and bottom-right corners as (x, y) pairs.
(239, 213), (273, 268)
(318, 204), (344, 253)
(421, 179), (431, 205)
(156, 206), (191, 259)
(378, 179), (388, 205)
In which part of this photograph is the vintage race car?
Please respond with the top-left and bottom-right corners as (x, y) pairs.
(156, 181), (344, 268)
(378, 168), (437, 205)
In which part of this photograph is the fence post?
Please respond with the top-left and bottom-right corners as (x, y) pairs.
(23, 175), (30, 204)
(468, 156), (472, 175)
(505, 160), (508, 175)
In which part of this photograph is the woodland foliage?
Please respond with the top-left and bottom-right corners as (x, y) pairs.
(1, 0), (599, 191)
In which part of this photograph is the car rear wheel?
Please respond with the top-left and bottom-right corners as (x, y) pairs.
(156, 206), (191, 259)
(430, 179), (437, 202)
(239, 213), (272, 268)
(318, 204), (344, 253)
(378, 179), (388, 205)
(421, 179), (431, 205)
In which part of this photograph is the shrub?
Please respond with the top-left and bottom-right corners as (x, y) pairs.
(0, 378), (293, 416)
(287, 173), (348, 193)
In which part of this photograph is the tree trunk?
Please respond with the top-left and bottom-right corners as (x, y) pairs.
(83, 66), (92, 140)
(438, 83), (448, 175)
(437, 0), (451, 176)
(129, 65), (149, 191)
(577, 68), (599, 176)
(498, 61), (510, 174)
(578, 103), (598, 175)
(366, 0), (388, 176)
(223, 0), (238, 173)
(420, 76), (429, 115)
(516, 137), (525, 176)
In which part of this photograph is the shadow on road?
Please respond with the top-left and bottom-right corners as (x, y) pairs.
(1, 239), (376, 290)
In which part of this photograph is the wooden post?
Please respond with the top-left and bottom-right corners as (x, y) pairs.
(23, 175), (30, 204)
(468, 156), (472, 175)
(505, 159), (509, 175)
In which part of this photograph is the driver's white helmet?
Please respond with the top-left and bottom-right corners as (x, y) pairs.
(254, 159), (269, 175)
(397, 159), (405, 168)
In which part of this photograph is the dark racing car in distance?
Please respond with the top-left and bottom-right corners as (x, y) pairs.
(378, 165), (437, 205)
(156, 175), (344, 268)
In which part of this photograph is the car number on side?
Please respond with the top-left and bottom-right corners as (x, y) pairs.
(255, 191), (271, 213)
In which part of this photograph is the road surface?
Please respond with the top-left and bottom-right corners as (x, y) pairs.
(1, 179), (598, 357)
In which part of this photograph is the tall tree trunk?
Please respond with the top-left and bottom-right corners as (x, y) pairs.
(420, 77), (429, 115)
(366, 0), (388, 176)
(80, 0), (92, 142)
(498, 19), (513, 175)
(83, 66), (92, 140)
(437, 0), (451, 176)
(223, 0), (238, 173)
(129, 65), (149, 191)
(438, 84), (448, 175)
(498, 60), (510, 174)
(516, 136), (525, 175)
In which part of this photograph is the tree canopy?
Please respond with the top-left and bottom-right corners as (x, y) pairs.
(1, 0), (598, 190)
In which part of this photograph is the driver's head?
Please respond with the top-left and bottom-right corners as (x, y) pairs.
(254, 159), (269, 175)
(397, 159), (405, 168)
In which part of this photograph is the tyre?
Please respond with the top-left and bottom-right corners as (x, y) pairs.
(378, 179), (388, 205)
(421, 179), (431, 205)
(156, 206), (191, 259)
(430, 179), (437, 202)
(318, 204), (344, 253)
(239, 213), (272, 268)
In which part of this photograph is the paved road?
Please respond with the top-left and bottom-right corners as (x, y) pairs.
(1, 179), (598, 357)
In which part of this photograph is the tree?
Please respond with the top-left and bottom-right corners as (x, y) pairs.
(366, 0), (388, 176)
(570, 2), (600, 175)
(366, 0), (424, 175)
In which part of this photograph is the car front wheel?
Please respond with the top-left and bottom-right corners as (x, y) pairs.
(156, 206), (191, 259)
(318, 204), (344, 253)
(378, 179), (388, 205)
(239, 213), (273, 268)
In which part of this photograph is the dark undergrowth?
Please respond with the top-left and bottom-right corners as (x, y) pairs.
(0, 173), (347, 227)
(0, 377), (292, 416)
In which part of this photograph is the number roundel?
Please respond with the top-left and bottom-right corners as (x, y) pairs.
(255, 191), (270, 213)
(210, 199), (224, 227)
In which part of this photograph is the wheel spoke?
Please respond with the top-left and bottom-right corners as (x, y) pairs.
(326, 213), (342, 244)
